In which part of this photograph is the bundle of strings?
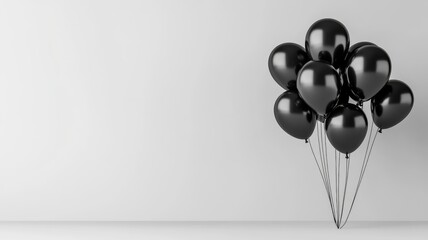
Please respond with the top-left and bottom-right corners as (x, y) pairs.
(307, 120), (380, 229)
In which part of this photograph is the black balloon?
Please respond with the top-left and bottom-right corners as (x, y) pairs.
(274, 91), (316, 140)
(371, 80), (414, 130)
(305, 18), (350, 69)
(297, 61), (341, 117)
(325, 104), (368, 154)
(268, 43), (309, 90)
(339, 69), (360, 103)
(347, 45), (391, 101)
(336, 69), (351, 105)
(343, 42), (376, 69)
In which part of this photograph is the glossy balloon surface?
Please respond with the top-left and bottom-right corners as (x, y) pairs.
(305, 18), (350, 68)
(274, 91), (316, 140)
(297, 61), (341, 116)
(371, 80), (414, 129)
(336, 69), (352, 105)
(340, 70), (360, 103)
(268, 43), (309, 90)
(325, 104), (368, 154)
(343, 41), (375, 69)
(347, 45), (391, 101)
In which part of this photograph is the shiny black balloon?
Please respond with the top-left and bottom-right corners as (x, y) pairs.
(274, 91), (316, 140)
(325, 104), (368, 154)
(268, 43), (309, 90)
(297, 61), (341, 117)
(305, 18), (350, 69)
(347, 45), (391, 101)
(342, 42), (376, 69)
(336, 69), (351, 105)
(371, 80), (414, 130)
(348, 42), (376, 58)
(339, 69), (360, 103)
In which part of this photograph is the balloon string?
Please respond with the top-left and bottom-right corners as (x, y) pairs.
(335, 150), (340, 228)
(317, 122), (328, 186)
(322, 123), (337, 221)
(321, 125), (328, 184)
(362, 121), (374, 172)
(337, 153), (341, 225)
(316, 122), (323, 174)
(335, 150), (338, 227)
(317, 123), (328, 177)
(339, 126), (379, 229)
(308, 139), (330, 196)
(338, 154), (350, 227)
(339, 121), (373, 226)
(316, 121), (337, 224)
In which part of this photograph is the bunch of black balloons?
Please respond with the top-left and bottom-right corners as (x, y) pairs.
(269, 19), (415, 228)
(270, 18), (414, 156)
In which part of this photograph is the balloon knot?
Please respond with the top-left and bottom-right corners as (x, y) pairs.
(345, 153), (349, 159)
(305, 139), (308, 143)
(378, 129), (382, 133)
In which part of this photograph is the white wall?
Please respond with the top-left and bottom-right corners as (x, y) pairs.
(0, 0), (426, 221)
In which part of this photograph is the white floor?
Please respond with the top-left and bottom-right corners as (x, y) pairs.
(0, 221), (426, 240)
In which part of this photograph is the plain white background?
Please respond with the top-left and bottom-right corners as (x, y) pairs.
(0, 0), (426, 221)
